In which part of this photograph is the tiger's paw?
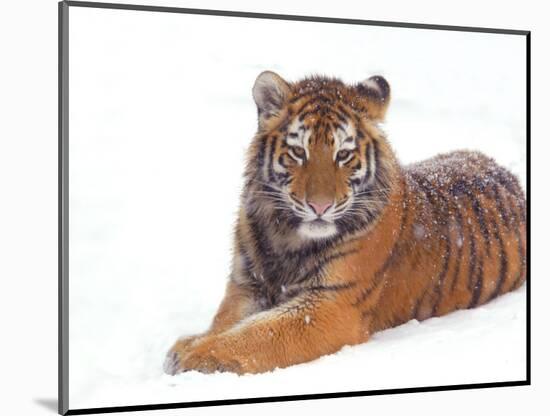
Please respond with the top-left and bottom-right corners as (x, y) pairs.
(163, 335), (202, 375)
(180, 348), (243, 374)
(166, 336), (247, 375)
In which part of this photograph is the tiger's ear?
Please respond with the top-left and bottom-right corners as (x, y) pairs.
(356, 75), (391, 121)
(252, 71), (291, 125)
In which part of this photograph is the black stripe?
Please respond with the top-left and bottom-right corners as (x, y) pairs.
(336, 104), (352, 120)
(471, 196), (491, 255)
(331, 122), (344, 132)
(510, 221), (526, 291)
(315, 94), (333, 104)
(299, 249), (360, 283)
(492, 183), (510, 229)
(334, 111), (347, 123)
(449, 209), (465, 292)
(467, 215), (484, 308)
(276, 172), (290, 182)
(504, 190), (526, 290)
(352, 278), (382, 307)
(247, 216), (273, 262)
(372, 139), (380, 181)
(334, 198), (349, 209)
(468, 253), (484, 308)
(307, 281), (357, 293)
(467, 220), (477, 295)
(289, 193), (303, 205)
(487, 217), (508, 301)
(282, 281), (358, 301)
(293, 98), (315, 117)
(364, 141), (372, 183)
(431, 229), (451, 315)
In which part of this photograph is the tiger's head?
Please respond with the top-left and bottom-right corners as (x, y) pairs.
(244, 71), (397, 242)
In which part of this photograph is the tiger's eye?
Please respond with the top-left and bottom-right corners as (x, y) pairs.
(290, 146), (306, 159)
(337, 150), (350, 161)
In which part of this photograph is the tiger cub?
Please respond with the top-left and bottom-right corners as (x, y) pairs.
(164, 71), (526, 375)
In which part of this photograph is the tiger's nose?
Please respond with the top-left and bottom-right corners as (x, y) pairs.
(307, 200), (333, 216)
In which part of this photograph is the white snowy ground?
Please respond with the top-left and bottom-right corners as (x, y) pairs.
(71, 286), (526, 409)
(68, 7), (527, 410)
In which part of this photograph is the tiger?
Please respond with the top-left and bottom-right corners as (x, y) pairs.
(164, 70), (527, 375)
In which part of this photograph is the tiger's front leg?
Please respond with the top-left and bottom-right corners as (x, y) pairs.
(164, 279), (258, 375)
(175, 292), (365, 374)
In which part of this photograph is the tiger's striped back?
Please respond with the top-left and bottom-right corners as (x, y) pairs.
(366, 151), (526, 331)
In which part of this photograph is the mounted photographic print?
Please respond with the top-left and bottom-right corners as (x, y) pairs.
(59, 1), (530, 414)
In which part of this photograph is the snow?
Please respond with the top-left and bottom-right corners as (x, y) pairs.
(67, 6), (526, 410)
(69, 286), (526, 409)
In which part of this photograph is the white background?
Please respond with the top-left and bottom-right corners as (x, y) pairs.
(0, 0), (547, 415)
